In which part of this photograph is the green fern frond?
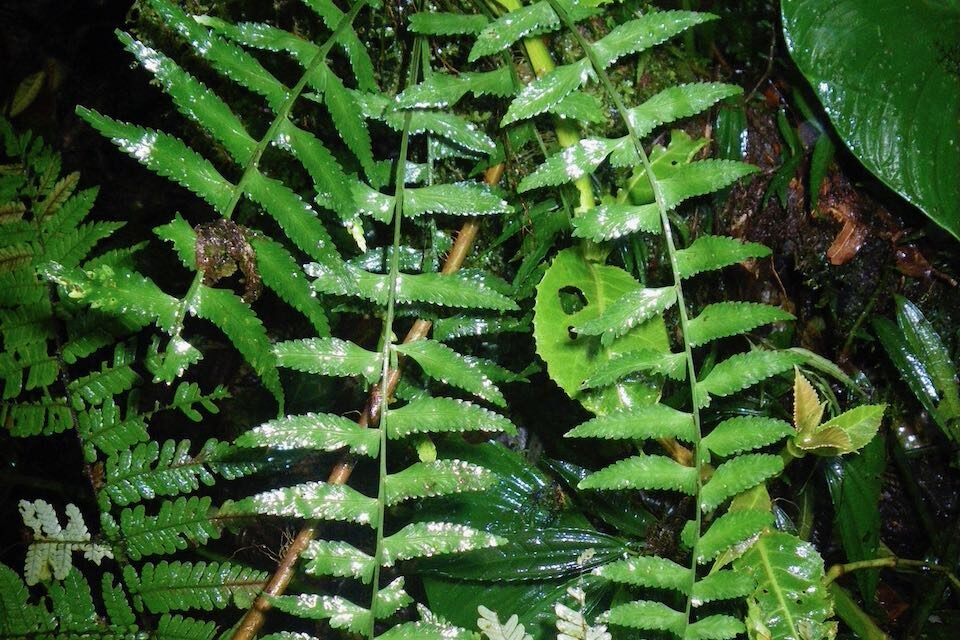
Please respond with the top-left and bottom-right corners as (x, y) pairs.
(387, 397), (517, 438)
(221, 481), (379, 526)
(119, 497), (221, 560)
(384, 460), (495, 505)
(395, 340), (505, 407)
(75, 397), (149, 457)
(409, 12), (489, 36)
(124, 560), (268, 613)
(674, 235), (771, 280)
(273, 337), (381, 383)
(578, 455), (697, 493)
(699, 454), (784, 513)
(302, 539), (375, 583)
(235, 412), (380, 456)
(565, 405), (695, 442)
(381, 522), (504, 566)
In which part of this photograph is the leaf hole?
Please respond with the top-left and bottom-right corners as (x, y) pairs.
(558, 286), (587, 315)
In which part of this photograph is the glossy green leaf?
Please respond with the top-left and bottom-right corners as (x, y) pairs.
(250, 237), (330, 336)
(782, 0), (960, 239)
(518, 138), (620, 192)
(419, 528), (627, 582)
(125, 560), (267, 613)
(824, 435), (884, 602)
(403, 184), (511, 219)
(571, 202), (661, 241)
(395, 67), (512, 108)
(735, 531), (836, 640)
(395, 339), (504, 406)
(796, 404), (886, 456)
(579, 455), (697, 494)
(103, 439), (220, 506)
(118, 32), (256, 165)
(573, 286), (676, 344)
(565, 405), (695, 442)
(243, 171), (339, 267)
(874, 297), (960, 441)
(273, 337), (380, 383)
(675, 235), (771, 280)
(381, 522), (504, 566)
(596, 556), (691, 592)
(384, 460), (495, 505)
(581, 349), (686, 388)
(593, 11), (715, 69)
(148, 0), (288, 109)
(627, 82), (741, 139)
(409, 12), (489, 35)
(697, 350), (802, 407)
(399, 111), (497, 155)
(308, 263), (518, 311)
(501, 60), (591, 126)
(687, 302), (793, 347)
(696, 508), (773, 563)
(701, 416), (793, 458)
(302, 539), (374, 583)
(273, 120), (354, 220)
(75, 109), (233, 214)
(700, 454), (784, 513)
(387, 397), (516, 438)
(234, 412), (379, 457)
(220, 481), (378, 527)
(533, 248), (669, 409)
(470, 1), (558, 61)
(301, 0), (377, 92)
(196, 286), (282, 407)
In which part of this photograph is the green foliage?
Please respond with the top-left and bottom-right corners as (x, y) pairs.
(0, 0), (895, 638)
(782, 0), (960, 239)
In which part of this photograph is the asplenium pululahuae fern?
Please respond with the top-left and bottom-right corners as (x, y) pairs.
(29, 0), (523, 638)
(462, 1), (886, 638)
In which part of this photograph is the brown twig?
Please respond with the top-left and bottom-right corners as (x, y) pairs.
(230, 163), (502, 640)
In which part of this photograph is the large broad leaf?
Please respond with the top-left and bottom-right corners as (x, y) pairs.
(533, 248), (669, 413)
(736, 532), (837, 640)
(782, 0), (960, 239)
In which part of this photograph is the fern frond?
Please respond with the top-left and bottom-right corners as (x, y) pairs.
(220, 481), (379, 526)
(155, 614), (218, 640)
(381, 522), (504, 566)
(695, 509), (773, 563)
(19, 500), (113, 585)
(249, 236), (331, 336)
(565, 405), (695, 442)
(701, 416), (794, 458)
(699, 454), (784, 513)
(594, 556), (691, 592)
(686, 302), (793, 347)
(395, 340), (505, 406)
(0, 562), (56, 635)
(235, 412), (380, 456)
(302, 539), (375, 583)
(119, 497), (222, 560)
(600, 600), (684, 634)
(124, 560), (268, 613)
(385, 460), (495, 505)
(409, 12), (489, 36)
(580, 349), (686, 388)
(273, 337), (381, 383)
(578, 455), (697, 494)
(627, 83), (742, 139)
(696, 350), (803, 407)
(387, 397), (517, 438)
(307, 262), (518, 310)
(75, 397), (149, 457)
(477, 604), (532, 640)
(674, 235), (771, 280)
(104, 439), (217, 506)
(269, 577), (412, 633)
(195, 285), (283, 406)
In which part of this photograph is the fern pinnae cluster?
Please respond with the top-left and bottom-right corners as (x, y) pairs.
(479, 0), (839, 637)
